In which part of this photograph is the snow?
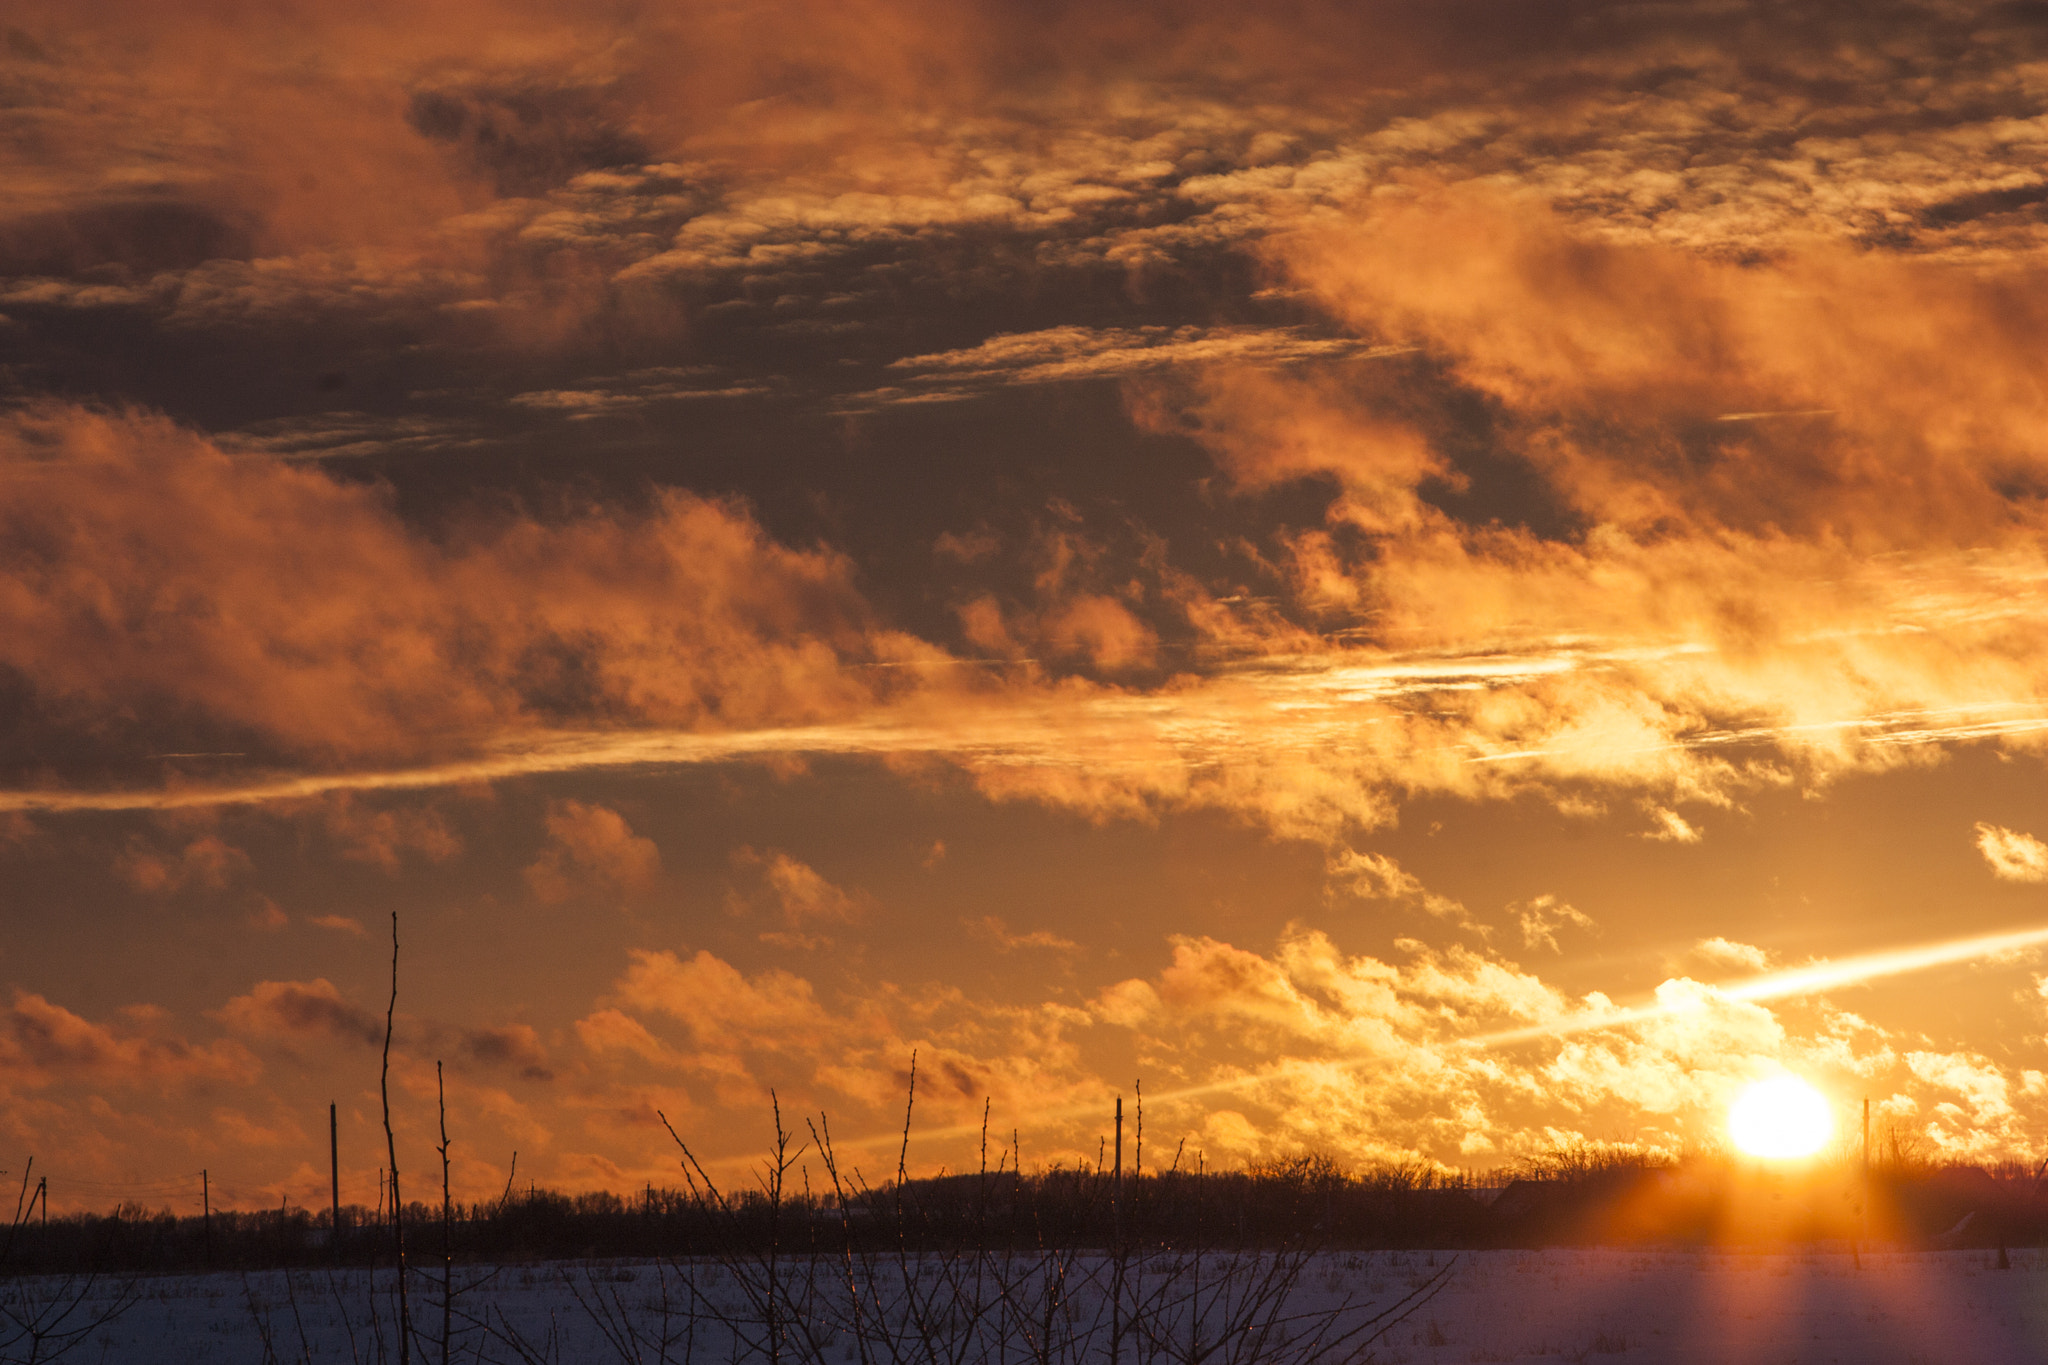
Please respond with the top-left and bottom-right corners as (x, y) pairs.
(9, 1247), (2048, 1363)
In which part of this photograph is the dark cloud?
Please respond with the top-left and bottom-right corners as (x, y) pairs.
(462, 1024), (552, 1080)
(0, 201), (254, 279)
(406, 83), (650, 199)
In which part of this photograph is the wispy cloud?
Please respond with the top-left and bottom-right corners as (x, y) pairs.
(856, 327), (1406, 406)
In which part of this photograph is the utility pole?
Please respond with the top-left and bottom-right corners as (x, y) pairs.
(330, 1102), (342, 1266)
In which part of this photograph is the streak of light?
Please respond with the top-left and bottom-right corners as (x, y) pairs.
(1462, 920), (2048, 1048)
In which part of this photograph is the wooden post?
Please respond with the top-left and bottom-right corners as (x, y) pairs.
(330, 1102), (342, 1265)
(201, 1169), (211, 1267)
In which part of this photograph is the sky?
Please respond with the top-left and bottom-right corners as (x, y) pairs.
(8, 0), (2048, 1212)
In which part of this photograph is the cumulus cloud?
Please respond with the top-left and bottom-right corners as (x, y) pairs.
(525, 800), (661, 903)
(726, 848), (864, 941)
(1976, 823), (2048, 883)
(1904, 1049), (2026, 1156)
(115, 835), (250, 894)
(314, 795), (463, 872)
(581, 945), (1099, 1140)
(1055, 928), (2002, 1166)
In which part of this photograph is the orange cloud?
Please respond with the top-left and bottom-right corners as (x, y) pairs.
(1976, 823), (2048, 883)
(314, 794), (463, 872)
(525, 800), (661, 903)
(583, 945), (1099, 1146)
(0, 404), (930, 781)
(114, 834), (250, 894)
(1073, 928), (1913, 1166)
(1267, 190), (2048, 545)
(729, 847), (862, 929)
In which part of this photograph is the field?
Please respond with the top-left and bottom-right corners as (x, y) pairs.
(7, 1247), (2045, 1364)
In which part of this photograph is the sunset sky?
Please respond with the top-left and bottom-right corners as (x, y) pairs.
(10, 0), (2048, 1211)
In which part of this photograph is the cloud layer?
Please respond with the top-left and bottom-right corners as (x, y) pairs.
(12, 0), (2048, 1203)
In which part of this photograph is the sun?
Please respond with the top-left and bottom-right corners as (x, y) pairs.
(1728, 1076), (1833, 1159)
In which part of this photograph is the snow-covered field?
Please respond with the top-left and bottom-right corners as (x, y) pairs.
(9, 1247), (2046, 1364)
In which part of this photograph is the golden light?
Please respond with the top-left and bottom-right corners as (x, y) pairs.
(1728, 1076), (1833, 1159)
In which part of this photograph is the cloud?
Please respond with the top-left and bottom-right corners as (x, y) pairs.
(463, 1024), (552, 1081)
(525, 800), (660, 903)
(0, 991), (258, 1089)
(1644, 808), (1701, 844)
(510, 368), (773, 418)
(314, 794), (463, 872)
(1976, 823), (2048, 883)
(114, 835), (250, 894)
(1693, 937), (1771, 972)
(1263, 190), (2048, 545)
(308, 914), (366, 936)
(860, 327), (1394, 407)
(1511, 895), (1595, 954)
(1904, 1049), (2025, 1156)
(583, 945), (1100, 1138)
(728, 847), (862, 929)
(218, 413), (483, 462)
(610, 948), (837, 1051)
(967, 915), (1078, 953)
(214, 979), (382, 1045)
(1325, 849), (1468, 922)
(1066, 927), (1942, 1166)
(0, 403), (927, 785)
(14, 16), (2048, 869)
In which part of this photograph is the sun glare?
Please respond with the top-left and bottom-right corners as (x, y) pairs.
(1728, 1076), (1833, 1159)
